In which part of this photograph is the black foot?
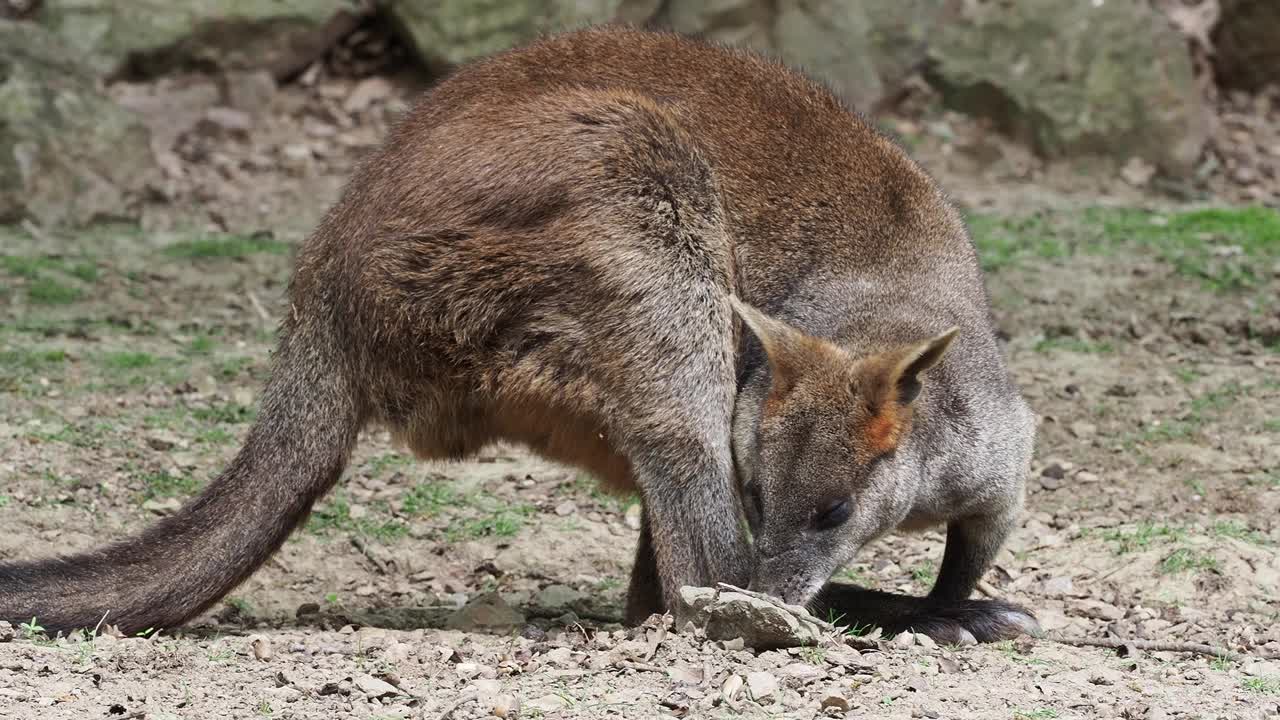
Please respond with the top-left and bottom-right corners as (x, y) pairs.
(812, 583), (1040, 646)
(880, 599), (1041, 645)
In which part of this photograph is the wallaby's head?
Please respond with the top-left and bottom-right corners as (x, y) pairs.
(728, 297), (958, 607)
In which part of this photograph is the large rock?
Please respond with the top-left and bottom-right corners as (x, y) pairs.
(383, 0), (662, 69)
(34, 0), (353, 77)
(924, 0), (1210, 176)
(0, 20), (157, 226)
(678, 586), (826, 650)
(1213, 0), (1280, 92)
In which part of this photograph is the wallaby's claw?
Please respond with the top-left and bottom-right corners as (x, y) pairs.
(890, 599), (1041, 645)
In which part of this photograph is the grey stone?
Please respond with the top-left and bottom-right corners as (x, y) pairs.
(443, 592), (525, 632)
(0, 20), (157, 227)
(385, 0), (661, 70)
(925, 0), (1209, 176)
(677, 586), (825, 650)
(34, 0), (350, 77)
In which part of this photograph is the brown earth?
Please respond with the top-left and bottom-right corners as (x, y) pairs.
(1, 68), (1278, 720)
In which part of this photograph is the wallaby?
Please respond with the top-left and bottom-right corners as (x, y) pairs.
(0, 24), (1039, 644)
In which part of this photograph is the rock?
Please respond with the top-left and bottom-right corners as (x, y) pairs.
(924, 0), (1210, 176)
(444, 592), (525, 632)
(142, 497), (183, 516)
(746, 671), (779, 701)
(1213, 0), (1280, 92)
(491, 694), (520, 718)
(0, 621), (13, 642)
(249, 634), (272, 662)
(1070, 599), (1125, 622)
(34, 0), (351, 78)
(533, 584), (584, 609)
(623, 503), (642, 530)
(225, 70), (277, 116)
(1042, 576), (1074, 598)
(386, 0), (661, 70)
(526, 694), (570, 713)
(677, 586), (826, 650)
(721, 674), (744, 703)
(353, 674), (399, 699)
(553, 500), (576, 516)
(819, 688), (852, 711)
(343, 76), (394, 114)
(0, 21), (158, 227)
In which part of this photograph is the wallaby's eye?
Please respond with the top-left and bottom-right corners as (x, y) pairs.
(813, 498), (851, 531)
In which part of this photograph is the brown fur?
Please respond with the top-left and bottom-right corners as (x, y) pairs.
(0, 25), (1038, 642)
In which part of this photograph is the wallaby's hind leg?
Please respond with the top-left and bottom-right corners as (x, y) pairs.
(812, 512), (1039, 644)
(625, 510), (663, 623)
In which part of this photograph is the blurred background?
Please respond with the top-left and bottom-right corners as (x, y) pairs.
(1, 0), (1277, 235)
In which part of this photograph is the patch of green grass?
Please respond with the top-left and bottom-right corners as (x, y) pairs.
(969, 206), (1280, 295)
(1103, 523), (1185, 555)
(400, 481), (458, 516)
(910, 560), (936, 586)
(27, 277), (81, 304)
(1209, 520), (1269, 545)
(444, 505), (537, 541)
(102, 351), (156, 370)
(29, 421), (111, 449)
(1138, 381), (1246, 444)
(993, 640), (1050, 667)
(0, 347), (68, 372)
(834, 566), (872, 585)
(163, 233), (290, 260)
(1243, 676), (1280, 695)
(1159, 548), (1218, 575)
(138, 470), (201, 500)
(192, 402), (256, 425)
(306, 495), (408, 542)
(797, 646), (826, 665)
(1013, 709), (1059, 719)
(966, 213), (1068, 272)
(364, 453), (412, 477)
(195, 427), (234, 445)
(1087, 206), (1280, 292)
(215, 356), (255, 380)
(187, 334), (216, 355)
(1033, 337), (1115, 354)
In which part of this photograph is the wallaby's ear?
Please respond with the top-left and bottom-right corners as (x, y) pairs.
(728, 296), (819, 395)
(859, 326), (959, 454)
(890, 326), (959, 406)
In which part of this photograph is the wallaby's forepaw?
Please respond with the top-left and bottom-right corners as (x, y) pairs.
(887, 600), (1041, 645)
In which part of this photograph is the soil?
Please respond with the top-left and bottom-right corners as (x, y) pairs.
(1, 65), (1279, 720)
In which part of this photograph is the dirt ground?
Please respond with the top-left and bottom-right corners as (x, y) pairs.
(1, 68), (1279, 720)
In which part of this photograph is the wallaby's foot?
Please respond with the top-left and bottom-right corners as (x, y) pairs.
(812, 584), (1040, 645)
(874, 598), (1041, 645)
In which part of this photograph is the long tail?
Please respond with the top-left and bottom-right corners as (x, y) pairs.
(0, 318), (365, 636)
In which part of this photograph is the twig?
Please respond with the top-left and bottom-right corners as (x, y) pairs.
(1053, 636), (1280, 662)
(350, 536), (389, 574)
(434, 690), (476, 720)
(246, 290), (272, 325)
(20, 219), (51, 244)
(617, 660), (666, 674)
(976, 580), (1001, 599)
